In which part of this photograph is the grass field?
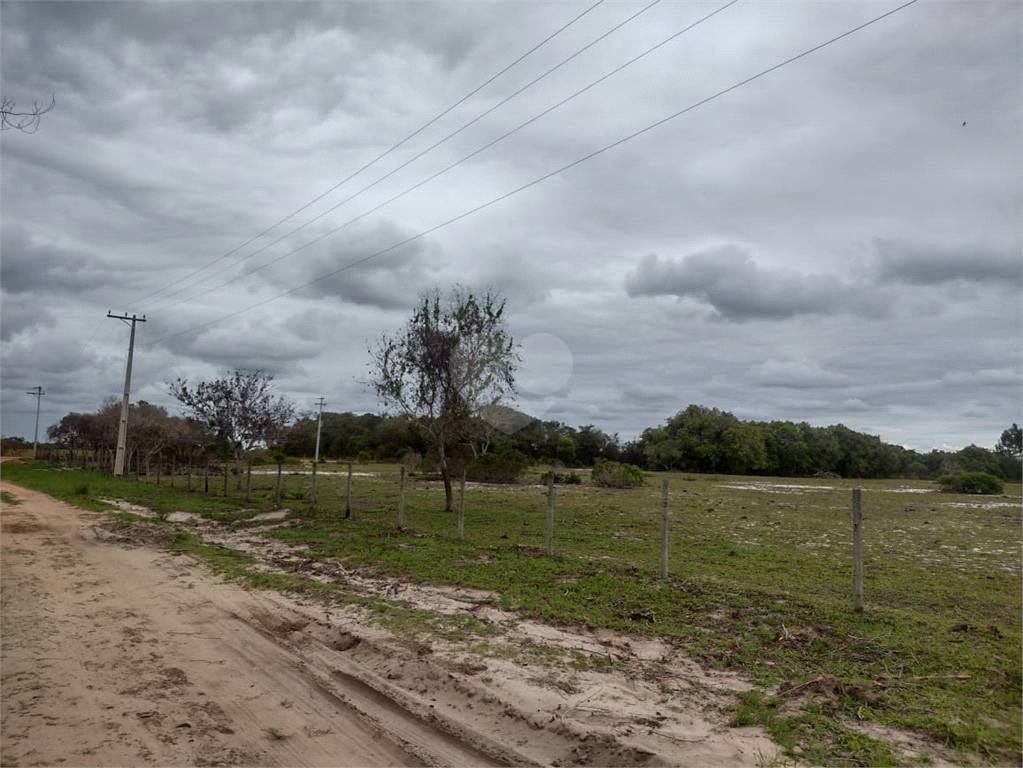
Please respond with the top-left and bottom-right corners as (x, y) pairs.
(3, 458), (1020, 766)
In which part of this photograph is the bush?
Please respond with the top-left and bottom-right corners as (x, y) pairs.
(591, 458), (644, 488)
(540, 471), (582, 485)
(465, 450), (531, 484)
(936, 472), (1003, 495)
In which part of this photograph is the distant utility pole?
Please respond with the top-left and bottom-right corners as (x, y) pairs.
(25, 386), (45, 458)
(314, 397), (326, 464)
(107, 312), (146, 476)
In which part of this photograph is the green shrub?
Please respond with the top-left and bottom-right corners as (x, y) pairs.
(590, 458), (644, 488)
(936, 472), (1003, 495)
(465, 450), (531, 483)
(540, 470), (583, 485)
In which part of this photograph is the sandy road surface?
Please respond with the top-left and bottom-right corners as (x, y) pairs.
(1, 476), (780, 767)
(0, 483), (504, 767)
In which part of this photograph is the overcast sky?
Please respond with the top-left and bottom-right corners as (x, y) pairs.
(2, 0), (1020, 453)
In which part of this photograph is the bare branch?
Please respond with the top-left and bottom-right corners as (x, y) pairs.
(1, 94), (56, 133)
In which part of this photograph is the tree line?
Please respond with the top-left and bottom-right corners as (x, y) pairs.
(279, 404), (1021, 482)
(39, 397), (1020, 485)
(29, 288), (1022, 490)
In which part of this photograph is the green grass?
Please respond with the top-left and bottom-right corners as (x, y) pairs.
(5, 460), (1020, 766)
(1, 490), (22, 506)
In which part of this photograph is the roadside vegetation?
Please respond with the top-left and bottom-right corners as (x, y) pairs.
(3, 458), (1019, 766)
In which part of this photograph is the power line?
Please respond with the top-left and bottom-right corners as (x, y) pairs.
(127, 0), (607, 309)
(145, 0), (666, 313)
(149, 0), (919, 347)
(147, 0), (735, 314)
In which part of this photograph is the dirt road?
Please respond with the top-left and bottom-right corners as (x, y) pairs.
(1, 478), (778, 767)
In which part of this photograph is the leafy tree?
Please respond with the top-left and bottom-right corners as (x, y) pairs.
(169, 369), (294, 487)
(369, 287), (517, 511)
(555, 436), (577, 466)
(721, 422), (768, 474)
(955, 444), (1000, 476)
(574, 424), (620, 465)
(997, 424), (1022, 461)
(764, 421), (812, 476)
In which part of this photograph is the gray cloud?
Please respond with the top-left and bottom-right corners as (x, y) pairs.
(873, 239), (1021, 287)
(0, 226), (108, 295)
(752, 359), (851, 390)
(624, 246), (855, 321)
(1, 1), (1018, 453)
(256, 219), (441, 310)
(0, 291), (57, 341)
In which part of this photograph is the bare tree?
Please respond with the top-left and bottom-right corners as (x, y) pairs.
(370, 287), (517, 511)
(1, 94), (55, 133)
(169, 369), (294, 488)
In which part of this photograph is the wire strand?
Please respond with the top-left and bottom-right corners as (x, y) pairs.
(144, 0), (664, 312)
(149, 0), (919, 347)
(126, 0), (607, 309)
(147, 0), (733, 314)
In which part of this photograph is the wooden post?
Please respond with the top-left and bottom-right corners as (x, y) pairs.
(204, 460), (209, 494)
(187, 461), (192, 491)
(458, 471), (466, 540)
(398, 465), (406, 528)
(135, 450), (141, 480)
(170, 455), (175, 487)
(246, 458), (252, 502)
(156, 455), (162, 485)
(223, 463), (229, 497)
(852, 487), (864, 612)
(661, 479), (669, 579)
(546, 474), (555, 556)
(345, 463), (353, 519)
(275, 461), (283, 508)
(311, 461), (318, 508)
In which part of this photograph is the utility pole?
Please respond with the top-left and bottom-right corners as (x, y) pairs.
(314, 397), (326, 464)
(25, 386), (45, 459)
(107, 312), (146, 476)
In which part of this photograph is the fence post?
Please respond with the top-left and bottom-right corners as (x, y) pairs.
(852, 487), (864, 612)
(546, 474), (555, 556)
(246, 458), (252, 502)
(345, 463), (352, 519)
(170, 455), (175, 487)
(311, 461), (317, 508)
(223, 463), (229, 497)
(398, 465), (406, 528)
(661, 479), (669, 579)
(156, 455), (162, 486)
(458, 471), (466, 540)
(204, 460), (209, 494)
(275, 461), (283, 507)
(187, 461), (192, 491)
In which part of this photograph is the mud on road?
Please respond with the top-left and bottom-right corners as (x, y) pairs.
(1, 479), (779, 767)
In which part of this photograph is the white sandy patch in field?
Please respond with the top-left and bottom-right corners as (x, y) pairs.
(98, 498), (157, 517)
(715, 482), (835, 494)
(249, 469), (379, 477)
(250, 509), (290, 521)
(941, 501), (1020, 509)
